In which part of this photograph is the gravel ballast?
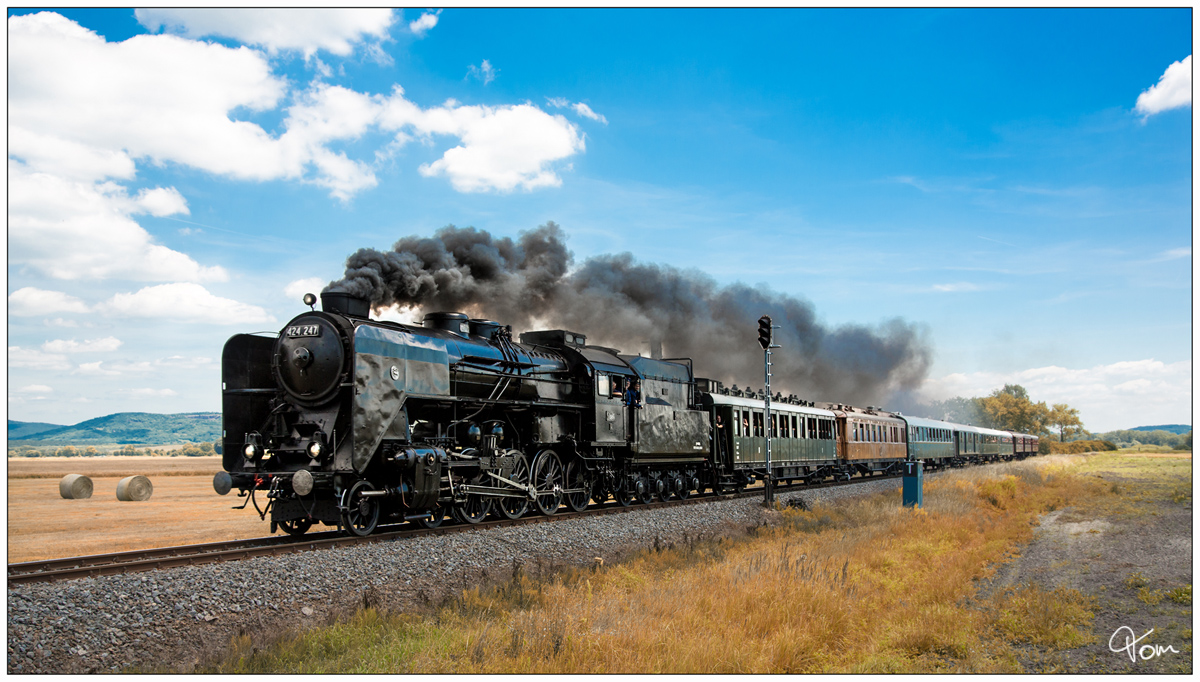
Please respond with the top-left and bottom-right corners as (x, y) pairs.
(8, 478), (905, 673)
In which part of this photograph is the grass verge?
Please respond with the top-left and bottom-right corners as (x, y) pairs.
(203, 456), (1133, 673)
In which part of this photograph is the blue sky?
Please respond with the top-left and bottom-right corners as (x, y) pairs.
(7, 8), (1192, 432)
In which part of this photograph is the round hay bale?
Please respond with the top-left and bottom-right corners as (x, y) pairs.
(116, 475), (153, 502)
(59, 474), (93, 500)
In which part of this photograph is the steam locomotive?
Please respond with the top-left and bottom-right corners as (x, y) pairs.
(214, 292), (1038, 536)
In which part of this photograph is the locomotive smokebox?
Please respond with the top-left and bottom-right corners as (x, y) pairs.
(321, 292), (370, 318)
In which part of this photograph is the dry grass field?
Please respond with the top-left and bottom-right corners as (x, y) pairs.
(7, 456), (278, 563)
(206, 452), (1191, 674)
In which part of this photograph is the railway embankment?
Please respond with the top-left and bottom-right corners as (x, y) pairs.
(198, 453), (1191, 674)
(7, 476), (899, 674)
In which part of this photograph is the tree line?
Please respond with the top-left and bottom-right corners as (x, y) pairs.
(7, 442), (219, 458)
(913, 384), (1191, 451)
(914, 384), (1086, 440)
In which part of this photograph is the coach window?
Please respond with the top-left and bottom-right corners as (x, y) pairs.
(770, 414), (778, 438)
(790, 415), (798, 439)
(732, 410), (741, 437)
(753, 412), (764, 437)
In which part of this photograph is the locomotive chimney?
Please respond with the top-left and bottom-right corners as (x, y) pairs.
(320, 292), (370, 318)
(650, 341), (663, 360)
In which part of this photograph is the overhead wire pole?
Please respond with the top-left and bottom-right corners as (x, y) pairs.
(757, 315), (780, 506)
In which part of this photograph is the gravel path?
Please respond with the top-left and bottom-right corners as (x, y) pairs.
(8, 477), (904, 673)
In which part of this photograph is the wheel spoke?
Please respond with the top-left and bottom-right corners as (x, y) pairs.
(498, 451), (530, 520)
(532, 451), (563, 515)
(564, 459), (590, 512)
(341, 481), (379, 536)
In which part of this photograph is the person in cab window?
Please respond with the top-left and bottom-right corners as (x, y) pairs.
(624, 378), (642, 409)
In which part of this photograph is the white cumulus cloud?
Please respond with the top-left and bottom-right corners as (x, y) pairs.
(285, 277), (329, 301)
(381, 95), (586, 192)
(100, 283), (276, 325)
(8, 347), (71, 371)
(42, 337), (123, 354)
(17, 385), (54, 394)
(918, 359), (1192, 432)
(9, 164), (225, 282)
(8, 287), (90, 316)
(1135, 55), (1192, 118)
(10, 9), (595, 228)
(77, 361), (121, 376)
(135, 8), (396, 58)
(123, 388), (179, 398)
(409, 10), (441, 37)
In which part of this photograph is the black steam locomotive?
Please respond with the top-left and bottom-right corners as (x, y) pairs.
(215, 292), (721, 536)
(215, 292), (1038, 536)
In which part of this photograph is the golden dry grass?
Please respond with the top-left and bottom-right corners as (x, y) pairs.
(209, 457), (1115, 674)
(7, 456), (280, 562)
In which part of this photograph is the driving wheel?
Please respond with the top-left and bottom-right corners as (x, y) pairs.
(341, 480), (380, 536)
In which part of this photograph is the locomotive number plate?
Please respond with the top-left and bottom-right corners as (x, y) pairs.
(286, 324), (322, 338)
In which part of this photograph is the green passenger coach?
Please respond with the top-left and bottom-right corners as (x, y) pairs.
(701, 391), (839, 488)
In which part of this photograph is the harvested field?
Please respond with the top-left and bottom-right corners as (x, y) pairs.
(7, 456), (276, 562)
(8, 455), (222, 479)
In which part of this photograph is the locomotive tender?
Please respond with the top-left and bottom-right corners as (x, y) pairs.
(215, 292), (1038, 535)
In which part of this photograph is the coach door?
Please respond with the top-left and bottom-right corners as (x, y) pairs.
(593, 373), (627, 444)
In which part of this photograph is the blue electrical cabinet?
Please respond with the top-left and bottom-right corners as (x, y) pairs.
(903, 460), (923, 508)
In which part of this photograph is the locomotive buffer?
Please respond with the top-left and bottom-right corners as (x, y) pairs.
(757, 315), (780, 506)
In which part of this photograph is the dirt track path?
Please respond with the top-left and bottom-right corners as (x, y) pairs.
(987, 456), (1192, 673)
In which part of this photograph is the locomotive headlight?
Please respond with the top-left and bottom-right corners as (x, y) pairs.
(307, 441), (323, 458)
(244, 443), (258, 459)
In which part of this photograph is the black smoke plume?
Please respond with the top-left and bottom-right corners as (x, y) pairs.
(326, 222), (932, 407)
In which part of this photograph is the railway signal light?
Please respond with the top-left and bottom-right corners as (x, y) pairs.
(757, 315), (773, 350)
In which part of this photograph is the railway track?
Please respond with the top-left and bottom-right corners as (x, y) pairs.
(9, 472), (902, 585)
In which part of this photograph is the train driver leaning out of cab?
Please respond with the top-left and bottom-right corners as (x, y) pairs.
(624, 378), (642, 409)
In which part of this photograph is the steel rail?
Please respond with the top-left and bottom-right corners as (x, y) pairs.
(8, 472), (905, 586)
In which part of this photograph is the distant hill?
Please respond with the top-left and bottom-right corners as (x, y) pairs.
(8, 412), (220, 445)
(8, 420), (66, 440)
(1128, 424), (1191, 435)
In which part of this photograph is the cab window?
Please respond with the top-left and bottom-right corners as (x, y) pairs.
(596, 374), (610, 397)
